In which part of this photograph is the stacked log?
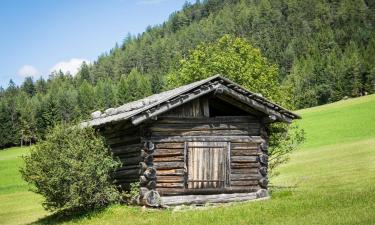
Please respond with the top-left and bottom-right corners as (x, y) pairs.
(110, 144), (142, 191)
(228, 141), (261, 190)
(102, 123), (143, 192)
(258, 125), (269, 189)
(139, 140), (161, 206)
(152, 141), (186, 196)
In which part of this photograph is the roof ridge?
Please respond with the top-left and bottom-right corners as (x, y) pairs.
(82, 75), (299, 127)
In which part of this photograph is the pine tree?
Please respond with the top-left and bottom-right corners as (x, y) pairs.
(116, 69), (152, 104)
(96, 79), (117, 110)
(35, 77), (47, 94)
(0, 101), (15, 148)
(21, 77), (36, 97)
(150, 73), (164, 94)
(78, 81), (96, 118)
(78, 61), (91, 83)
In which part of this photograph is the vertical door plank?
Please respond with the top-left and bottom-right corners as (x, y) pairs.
(187, 141), (229, 189)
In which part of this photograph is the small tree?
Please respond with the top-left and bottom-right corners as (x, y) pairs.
(117, 68), (152, 104)
(21, 123), (121, 213)
(167, 34), (284, 104)
(168, 35), (304, 174)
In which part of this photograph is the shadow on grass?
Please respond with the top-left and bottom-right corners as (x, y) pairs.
(27, 206), (109, 225)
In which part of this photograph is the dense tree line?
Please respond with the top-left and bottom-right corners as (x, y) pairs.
(0, 70), (157, 148)
(88, 0), (375, 109)
(1, 0), (374, 148)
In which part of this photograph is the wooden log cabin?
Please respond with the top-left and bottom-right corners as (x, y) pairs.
(82, 75), (300, 206)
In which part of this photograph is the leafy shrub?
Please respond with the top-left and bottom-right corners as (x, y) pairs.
(268, 123), (305, 176)
(20, 123), (121, 213)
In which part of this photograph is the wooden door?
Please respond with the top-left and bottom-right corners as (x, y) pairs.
(187, 142), (229, 189)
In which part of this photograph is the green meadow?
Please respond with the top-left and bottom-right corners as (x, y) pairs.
(1, 94), (375, 225)
(0, 147), (47, 225)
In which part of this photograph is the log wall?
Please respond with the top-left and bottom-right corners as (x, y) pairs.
(144, 115), (268, 196)
(99, 121), (142, 191)
(98, 97), (270, 202)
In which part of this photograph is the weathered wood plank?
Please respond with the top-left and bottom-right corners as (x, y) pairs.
(153, 161), (185, 169)
(116, 165), (140, 171)
(162, 98), (203, 118)
(155, 142), (185, 149)
(156, 182), (185, 188)
(153, 149), (184, 157)
(231, 156), (258, 163)
(118, 156), (142, 165)
(184, 142), (227, 148)
(231, 149), (259, 156)
(231, 142), (259, 150)
(231, 162), (261, 169)
(149, 123), (260, 132)
(153, 156), (184, 162)
(110, 144), (143, 154)
(156, 116), (258, 124)
(156, 186), (261, 196)
(161, 191), (268, 206)
(156, 169), (185, 176)
(131, 85), (218, 125)
(107, 135), (140, 146)
(157, 176), (185, 183)
(114, 151), (140, 158)
(230, 174), (262, 181)
(201, 97), (209, 117)
(231, 180), (259, 186)
(151, 129), (254, 137)
(152, 136), (265, 143)
(231, 168), (259, 174)
(100, 124), (138, 138)
(103, 129), (140, 139)
(156, 188), (185, 196)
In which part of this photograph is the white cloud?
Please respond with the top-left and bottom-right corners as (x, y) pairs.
(18, 65), (40, 78)
(50, 58), (90, 76)
(137, 0), (170, 5)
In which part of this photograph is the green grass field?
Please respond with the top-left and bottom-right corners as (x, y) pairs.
(0, 147), (47, 225)
(1, 94), (375, 225)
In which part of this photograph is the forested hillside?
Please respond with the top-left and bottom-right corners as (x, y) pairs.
(1, 0), (375, 149)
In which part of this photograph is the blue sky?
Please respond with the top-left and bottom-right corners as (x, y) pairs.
(0, 0), (190, 88)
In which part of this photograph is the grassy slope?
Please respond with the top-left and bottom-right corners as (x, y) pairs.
(1, 94), (375, 225)
(0, 147), (47, 225)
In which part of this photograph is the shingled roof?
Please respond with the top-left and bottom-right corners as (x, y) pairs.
(82, 75), (300, 127)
